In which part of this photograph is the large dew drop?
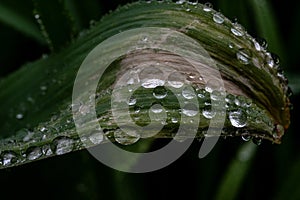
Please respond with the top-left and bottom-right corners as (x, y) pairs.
(213, 12), (224, 24)
(153, 86), (167, 99)
(52, 137), (74, 155)
(139, 67), (165, 88)
(203, 2), (213, 12)
(229, 109), (247, 128)
(2, 151), (18, 166)
(182, 86), (196, 99)
(114, 129), (140, 145)
(26, 147), (42, 161)
(167, 71), (185, 88)
(182, 103), (198, 117)
(202, 107), (216, 119)
(236, 49), (251, 65)
(231, 23), (245, 37)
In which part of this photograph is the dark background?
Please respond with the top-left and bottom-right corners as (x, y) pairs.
(0, 0), (299, 199)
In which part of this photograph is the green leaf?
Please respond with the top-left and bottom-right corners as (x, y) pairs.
(0, 2), (44, 44)
(214, 142), (257, 200)
(247, 0), (285, 60)
(0, 1), (289, 169)
(33, 0), (76, 51)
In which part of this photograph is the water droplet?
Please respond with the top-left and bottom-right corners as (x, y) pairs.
(231, 23), (245, 37)
(241, 134), (252, 142)
(42, 145), (53, 156)
(16, 113), (24, 120)
(176, 0), (186, 4)
(228, 42), (234, 49)
(229, 109), (247, 128)
(203, 2), (213, 12)
(89, 129), (104, 145)
(213, 12), (224, 24)
(79, 104), (91, 116)
(153, 86), (167, 99)
(34, 14), (40, 19)
(234, 98), (240, 106)
(140, 67), (165, 88)
(40, 127), (47, 132)
(151, 104), (163, 114)
(127, 96), (137, 106)
(182, 103), (198, 117)
(167, 71), (185, 88)
(171, 117), (179, 123)
(114, 129), (140, 145)
(52, 137), (74, 155)
(89, 20), (96, 27)
(26, 147), (42, 161)
(40, 85), (47, 91)
(182, 86), (196, 99)
(252, 137), (262, 145)
(23, 130), (35, 142)
(205, 79), (222, 93)
(255, 37), (268, 50)
(253, 40), (261, 51)
(2, 151), (18, 166)
(236, 49), (251, 65)
(141, 36), (148, 42)
(202, 107), (216, 119)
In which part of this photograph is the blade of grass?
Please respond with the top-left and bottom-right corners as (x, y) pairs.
(33, 0), (76, 51)
(0, 3), (44, 44)
(275, 159), (300, 200)
(214, 142), (257, 200)
(247, 0), (285, 61)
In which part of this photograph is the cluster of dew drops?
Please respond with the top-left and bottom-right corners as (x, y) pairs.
(145, 0), (291, 98)
(2, 0), (290, 167)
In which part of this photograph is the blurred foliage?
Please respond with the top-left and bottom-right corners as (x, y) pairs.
(0, 0), (299, 200)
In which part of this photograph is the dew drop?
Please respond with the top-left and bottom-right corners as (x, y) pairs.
(40, 127), (47, 132)
(176, 0), (186, 4)
(89, 129), (104, 145)
(203, 2), (213, 12)
(171, 117), (179, 123)
(16, 113), (24, 120)
(241, 134), (252, 142)
(140, 67), (165, 88)
(236, 49), (251, 65)
(141, 36), (148, 42)
(202, 107), (216, 119)
(40, 85), (47, 91)
(167, 71), (185, 88)
(153, 86), (167, 99)
(253, 40), (261, 52)
(114, 129), (140, 145)
(231, 23), (245, 37)
(79, 104), (91, 116)
(252, 137), (262, 146)
(150, 104), (163, 114)
(23, 130), (35, 142)
(26, 147), (42, 161)
(127, 96), (137, 106)
(213, 12), (224, 24)
(228, 42), (234, 49)
(229, 109), (247, 128)
(205, 79), (222, 93)
(182, 86), (196, 99)
(42, 144), (53, 156)
(2, 152), (18, 166)
(52, 137), (74, 155)
(182, 103), (198, 117)
(34, 14), (40, 19)
(255, 37), (268, 50)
